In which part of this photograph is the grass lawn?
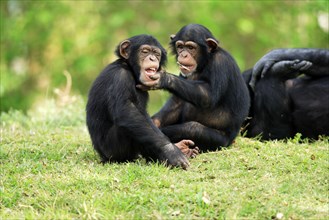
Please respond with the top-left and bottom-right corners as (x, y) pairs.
(1, 98), (328, 219)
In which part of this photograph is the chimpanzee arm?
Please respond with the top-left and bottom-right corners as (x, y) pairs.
(263, 59), (313, 80)
(108, 70), (170, 148)
(157, 72), (212, 108)
(112, 98), (190, 168)
(151, 95), (183, 128)
(112, 98), (170, 148)
(250, 48), (329, 88)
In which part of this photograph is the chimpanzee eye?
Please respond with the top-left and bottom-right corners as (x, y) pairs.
(176, 46), (184, 53)
(188, 45), (194, 50)
(142, 49), (149, 54)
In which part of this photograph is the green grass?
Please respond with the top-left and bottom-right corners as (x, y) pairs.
(1, 98), (328, 219)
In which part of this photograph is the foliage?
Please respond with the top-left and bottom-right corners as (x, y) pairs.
(1, 97), (329, 219)
(1, 0), (328, 112)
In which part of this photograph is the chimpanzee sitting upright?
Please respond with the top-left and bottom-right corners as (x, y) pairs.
(242, 48), (329, 140)
(86, 35), (197, 169)
(147, 24), (250, 151)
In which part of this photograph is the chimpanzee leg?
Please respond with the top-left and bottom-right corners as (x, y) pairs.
(96, 127), (139, 163)
(161, 121), (231, 151)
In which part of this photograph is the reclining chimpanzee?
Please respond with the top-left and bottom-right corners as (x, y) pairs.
(242, 48), (329, 140)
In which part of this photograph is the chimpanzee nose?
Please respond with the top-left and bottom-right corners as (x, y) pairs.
(149, 55), (156, 61)
(181, 51), (188, 58)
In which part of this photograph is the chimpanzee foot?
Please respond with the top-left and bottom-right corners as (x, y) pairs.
(189, 147), (200, 158)
(175, 140), (200, 158)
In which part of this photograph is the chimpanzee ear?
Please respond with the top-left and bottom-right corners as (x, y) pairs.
(119, 40), (131, 59)
(170, 34), (176, 40)
(206, 38), (219, 52)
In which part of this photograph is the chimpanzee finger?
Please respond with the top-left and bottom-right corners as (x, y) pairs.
(261, 61), (276, 78)
(140, 80), (159, 89)
(191, 148), (200, 158)
(194, 146), (200, 153)
(250, 63), (270, 90)
(249, 77), (256, 90)
(182, 148), (196, 159)
(289, 60), (312, 71)
(136, 84), (151, 91)
(300, 61), (312, 71)
(149, 73), (160, 80)
(181, 139), (195, 147)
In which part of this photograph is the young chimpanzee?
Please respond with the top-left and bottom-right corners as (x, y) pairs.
(86, 35), (198, 169)
(146, 24), (250, 151)
(242, 48), (329, 140)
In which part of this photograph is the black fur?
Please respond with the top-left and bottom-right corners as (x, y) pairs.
(242, 48), (329, 140)
(86, 35), (189, 168)
(153, 24), (250, 151)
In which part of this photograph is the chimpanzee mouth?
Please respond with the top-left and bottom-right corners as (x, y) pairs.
(177, 62), (192, 71)
(145, 67), (158, 76)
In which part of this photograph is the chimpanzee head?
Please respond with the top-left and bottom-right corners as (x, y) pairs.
(169, 24), (219, 76)
(115, 34), (167, 85)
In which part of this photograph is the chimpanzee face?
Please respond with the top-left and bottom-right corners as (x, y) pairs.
(172, 38), (218, 77)
(170, 24), (219, 76)
(175, 40), (199, 75)
(118, 39), (163, 85)
(138, 44), (162, 84)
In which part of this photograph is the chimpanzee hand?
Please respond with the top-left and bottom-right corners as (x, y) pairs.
(249, 59), (276, 90)
(249, 59), (313, 90)
(248, 48), (321, 90)
(136, 72), (162, 91)
(160, 143), (190, 169)
(175, 139), (200, 158)
(270, 59), (312, 74)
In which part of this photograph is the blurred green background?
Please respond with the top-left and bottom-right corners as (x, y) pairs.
(1, 0), (328, 114)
